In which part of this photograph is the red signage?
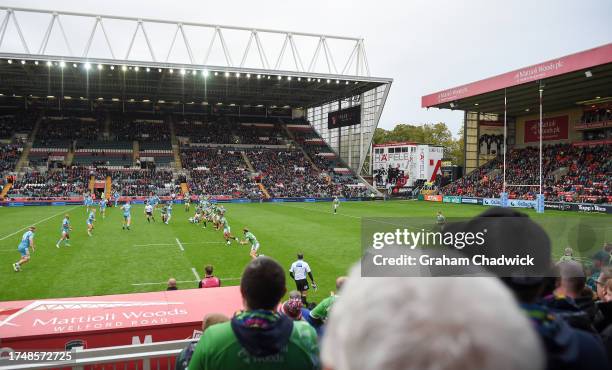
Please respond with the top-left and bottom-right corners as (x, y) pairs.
(0, 287), (242, 351)
(524, 115), (569, 143)
(422, 43), (612, 107)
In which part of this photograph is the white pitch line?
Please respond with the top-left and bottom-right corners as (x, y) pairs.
(131, 277), (242, 286)
(133, 243), (176, 247)
(191, 267), (201, 280)
(175, 238), (185, 251)
(0, 205), (80, 241)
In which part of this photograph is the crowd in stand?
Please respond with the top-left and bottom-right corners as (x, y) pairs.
(248, 149), (336, 198)
(443, 143), (611, 203)
(106, 169), (175, 196)
(9, 167), (89, 198)
(181, 148), (260, 199)
(35, 118), (101, 148)
(110, 117), (171, 143)
(581, 107), (612, 123)
(175, 117), (285, 145)
(0, 144), (21, 175)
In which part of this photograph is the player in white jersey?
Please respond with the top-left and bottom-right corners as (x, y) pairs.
(333, 197), (340, 214)
(144, 202), (155, 223)
(289, 253), (317, 304)
(13, 226), (35, 271)
(56, 214), (72, 248)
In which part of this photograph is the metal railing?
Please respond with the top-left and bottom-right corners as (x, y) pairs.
(0, 339), (193, 370)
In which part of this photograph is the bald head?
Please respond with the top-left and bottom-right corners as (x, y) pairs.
(336, 276), (347, 291)
(167, 278), (177, 289)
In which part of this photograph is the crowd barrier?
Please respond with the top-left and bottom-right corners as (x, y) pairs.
(421, 195), (612, 214)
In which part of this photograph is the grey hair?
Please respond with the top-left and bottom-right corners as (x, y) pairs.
(321, 265), (544, 370)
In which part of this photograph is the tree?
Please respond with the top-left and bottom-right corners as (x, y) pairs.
(372, 122), (464, 165)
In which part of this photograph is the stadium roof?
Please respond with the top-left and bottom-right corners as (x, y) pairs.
(0, 58), (389, 108)
(422, 43), (612, 116)
(0, 7), (392, 109)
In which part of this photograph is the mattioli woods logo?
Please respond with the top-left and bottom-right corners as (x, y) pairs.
(0, 300), (187, 333)
(514, 60), (564, 83)
(437, 87), (468, 103)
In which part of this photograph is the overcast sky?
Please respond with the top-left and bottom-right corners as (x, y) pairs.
(1, 0), (611, 135)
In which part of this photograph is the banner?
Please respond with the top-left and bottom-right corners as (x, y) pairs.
(328, 105), (361, 129)
(483, 198), (501, 206)
(461, 197), (480, 204)
(424, 195), (443, 202)
(443, 195), (462, 203)
(509, 199), (537, 208)
(524, 115), (569, 142)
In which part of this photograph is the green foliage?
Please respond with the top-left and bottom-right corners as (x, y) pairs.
(374, 122), (464, 165)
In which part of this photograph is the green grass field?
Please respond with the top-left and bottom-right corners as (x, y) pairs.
(0, 201), (610, 303)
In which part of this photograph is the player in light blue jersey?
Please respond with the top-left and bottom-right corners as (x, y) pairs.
(84, 194), (93, 213)
(13, 226), (35, 271)
(113, 190), (120, 207)
(99, 198), (108, 219)
(56, 214), (72, 248)
(86, 208), (96, 236)
(121, 201), (132, 230)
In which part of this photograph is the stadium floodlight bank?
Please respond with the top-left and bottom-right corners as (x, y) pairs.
(0, 6), (393, 175)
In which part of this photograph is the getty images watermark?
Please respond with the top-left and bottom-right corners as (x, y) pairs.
(360, 216), (610, 278)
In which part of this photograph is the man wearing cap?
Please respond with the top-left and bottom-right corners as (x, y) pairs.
(13, 226), (35, 272)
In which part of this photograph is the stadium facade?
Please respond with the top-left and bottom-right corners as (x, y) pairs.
(0, 6), (392, 178)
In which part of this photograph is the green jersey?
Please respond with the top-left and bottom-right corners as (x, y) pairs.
(309, 295), (337, 322)
(188, 316), (319, 370)
(244, 231), (258, 245)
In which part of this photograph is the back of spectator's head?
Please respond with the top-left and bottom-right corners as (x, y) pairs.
(202, 313), (229, 332)
(167, 278), (177, 290)
(240, 256), (286, 310)
(557, 260), (586, 297)
(280, 298), (303, 320)
(336, 276), (347, 291)
(288, 290), (301, 300)
(322, 265), (544, 370)
(592, 250), (610, 269)
(204, 265), (213, 276)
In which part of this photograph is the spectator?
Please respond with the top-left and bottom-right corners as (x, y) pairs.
(198, 265), (221, 288)
(596, 268), (612, 301)
(167, 278), (178, 291)
(321, 265), (544, 370)
(176, 313), (230, 370)
(307, 276), (346, 328)
(202, 313), (230, 331)
(188, 256), (319, 370)
(588, 250), (612, 291)
(279, 291), (311, 321)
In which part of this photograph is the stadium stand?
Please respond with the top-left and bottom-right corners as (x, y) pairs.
(443, 143), (611, 204)
(181, 147), (260, 199)
(3, 109), (371, 199)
